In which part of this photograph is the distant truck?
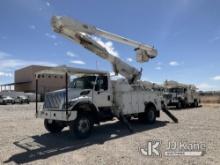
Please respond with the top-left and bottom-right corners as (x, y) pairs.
(0, 95), (15, 105)
(163, 80), (200, 109)
(14, 96), (30, 104)
(142, 81), (168, 107)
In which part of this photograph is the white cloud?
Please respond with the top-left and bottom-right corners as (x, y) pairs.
(155, 66), (162, 70)
(127, 58), (133, 62)
(169, 61), (179, 66)
(30, 61), (57, 67)
(92, 36), (119, 57)
(0, 58), (56, 69)
(0, 59), (24, 68)
(212, 75), (220, 81)
(209, 36), (220, 43)
(0, 51), (57, 71)
(196, 83), (215, 91)
(0, 51), (10, 59)
(46, 2), (50, 6)
(157, 62), (162, 65)
(1, 36), (7, 40)
(141, 76), (150, 81)
(70, 60), (85, 65)
(45, 33), (57, 39)
(29, 25), (36, 30)
(0, 72), (13, 77)
(53, 42), (58, 46)
(66, 51), (76, 57)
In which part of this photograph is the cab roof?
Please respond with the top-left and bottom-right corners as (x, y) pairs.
(164, 80), (197, 90)
(35, 66), (109, 77)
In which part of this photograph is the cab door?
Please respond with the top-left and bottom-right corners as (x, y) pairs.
(93, 76), (112, 107)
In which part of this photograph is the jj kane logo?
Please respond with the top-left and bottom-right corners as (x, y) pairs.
(139, 140), (161, 157)
(140, 140), (206, 157)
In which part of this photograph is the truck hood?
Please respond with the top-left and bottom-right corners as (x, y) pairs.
(3, 96), (14, 101)
(43, 88), (88, 109)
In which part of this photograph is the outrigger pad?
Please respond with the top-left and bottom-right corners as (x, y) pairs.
(162, 107), (178, 123)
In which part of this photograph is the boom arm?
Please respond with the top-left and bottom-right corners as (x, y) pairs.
(51, 16), (157, 83)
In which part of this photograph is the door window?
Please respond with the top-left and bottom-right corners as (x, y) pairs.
(95, 76), (108, 91)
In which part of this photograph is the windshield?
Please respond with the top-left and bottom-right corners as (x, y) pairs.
(69, 76), (96, 89)
(169, 88), (185, 93)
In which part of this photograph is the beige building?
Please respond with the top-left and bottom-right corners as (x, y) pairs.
(15, 65), (66, 94)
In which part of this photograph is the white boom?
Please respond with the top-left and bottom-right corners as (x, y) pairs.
(51, 16), (158, 83)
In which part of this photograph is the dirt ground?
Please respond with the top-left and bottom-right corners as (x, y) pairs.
(0, 103), (220, 165)
(200, 95), (220, 104)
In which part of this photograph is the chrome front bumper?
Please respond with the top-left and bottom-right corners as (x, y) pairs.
(36, 110), (77, 121)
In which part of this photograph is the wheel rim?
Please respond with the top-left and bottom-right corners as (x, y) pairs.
(78, 118), (90, 133)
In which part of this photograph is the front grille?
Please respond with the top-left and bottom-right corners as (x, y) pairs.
(163, 94), (172, 100)
(44, 92), (65, 109)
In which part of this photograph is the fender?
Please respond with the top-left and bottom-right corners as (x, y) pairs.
(70, 96), (100, 123)
(70, 96), (99, 113)
(144, 101), (160, 117)
(144, 101), (161, 112)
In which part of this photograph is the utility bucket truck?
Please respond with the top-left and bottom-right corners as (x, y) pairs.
(164, 80), (200, 109)
(36, 16), (178, 139)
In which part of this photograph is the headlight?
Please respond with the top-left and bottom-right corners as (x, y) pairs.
(80, 90), (90, 96)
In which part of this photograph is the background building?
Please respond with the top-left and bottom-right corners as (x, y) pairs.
(14, 65), (65, 94)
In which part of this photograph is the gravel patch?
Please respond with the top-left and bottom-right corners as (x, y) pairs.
(0, 103), (219, 165)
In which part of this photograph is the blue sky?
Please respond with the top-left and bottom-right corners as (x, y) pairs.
(0, 0), (220, 91)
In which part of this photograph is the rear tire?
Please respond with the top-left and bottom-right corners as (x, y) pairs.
(44, 119), (64, 133)
(146, 106), (156, 124)
(70, 113), (94, 139)
(139, 105), (156, 124)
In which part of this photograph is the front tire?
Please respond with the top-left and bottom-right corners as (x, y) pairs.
(194, 100), (198, 107)
(70, 113), (93, 139)
(44, 119), (64, 133)
(176, 101), (182, 109)
(2, 101), (7, 105)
